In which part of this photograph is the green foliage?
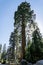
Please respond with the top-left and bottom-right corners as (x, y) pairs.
(1, 44), (6, 62)
(0, 44), (2, 62)
(0, 44), (2, 53)
(25, 40), (32, 62)
(25, 28), (43, 63)
(9, 32), (15, 60)
(14, 2), (35, 28)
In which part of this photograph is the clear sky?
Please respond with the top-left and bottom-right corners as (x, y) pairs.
(0, 0), (43, 47)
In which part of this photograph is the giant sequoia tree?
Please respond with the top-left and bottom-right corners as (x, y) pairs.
(14, 2), (35, 59)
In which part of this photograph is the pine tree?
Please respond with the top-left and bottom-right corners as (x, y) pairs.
(1, 44), (6, 62)
(9, 32), (15, 60)
(30, 28), (43, 63)
(0, 44), (2, 62)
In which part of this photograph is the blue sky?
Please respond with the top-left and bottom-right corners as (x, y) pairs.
(0, 0), (43, 47)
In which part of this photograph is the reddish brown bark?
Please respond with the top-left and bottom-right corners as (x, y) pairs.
(22, 15), (26, 59)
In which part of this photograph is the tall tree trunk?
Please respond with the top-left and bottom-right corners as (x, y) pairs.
(22, 15), (26, 59)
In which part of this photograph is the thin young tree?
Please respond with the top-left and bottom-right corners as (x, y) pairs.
(9, 32), (15, 60)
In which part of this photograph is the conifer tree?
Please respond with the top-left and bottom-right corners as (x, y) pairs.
(14, 2), (35, 59)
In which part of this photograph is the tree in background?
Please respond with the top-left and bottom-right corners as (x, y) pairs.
(0, 44), (2, 62)
(0, 44), (2, 53)
(1, 44), (6, 63)
(9, 32), (15, 60)
(7, 46), (13, 62)
(30, 28), (43, 63)
(14, 2), (36, 59)
(25, 27), (43, 63)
